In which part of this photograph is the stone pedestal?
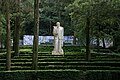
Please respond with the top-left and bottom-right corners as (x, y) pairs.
(52, 49), (64, 55)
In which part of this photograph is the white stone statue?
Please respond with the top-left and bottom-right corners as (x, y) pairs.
(52, 22), (64, 55)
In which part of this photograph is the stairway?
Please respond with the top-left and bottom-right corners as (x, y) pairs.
(0, 52), (120, 71)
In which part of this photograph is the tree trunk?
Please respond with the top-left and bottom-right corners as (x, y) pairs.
(86, 17), (91, 61)
(49, 20), (52, 35)
(6, 0), (11, 71)
(13, 33), (15, 51)
(13, 16), (16, 51)
(73, 31), (76, 45)
(0, 16), (2, 48)
(14, 0), (21, 56)
(0, 34), (1, 48)
(0, 35), (4, 49)
(32, 0), (39, 70)
(96, 34), (100, 53)
(102, 38), (106, 48)
(14, 17), (20, 56)
(73, 37), (76, 45)
(113, 36), (119, 49)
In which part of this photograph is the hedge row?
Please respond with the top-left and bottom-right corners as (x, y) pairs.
(0, 70), (120, 80)
(20, 46), (82, 52)
(86, 70), (120, 80)
(38, 46), (82, 52)
(0, 49), (6, 53)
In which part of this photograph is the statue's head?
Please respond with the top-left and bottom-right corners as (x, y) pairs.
(56, 22), (60, 27)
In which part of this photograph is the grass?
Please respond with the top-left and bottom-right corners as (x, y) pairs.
(20, 49), (32, 52)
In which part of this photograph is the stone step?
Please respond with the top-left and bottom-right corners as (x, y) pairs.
(0, 66), (120, 71)
(15, 54), (120, 59)
(0, 59), (86, 63)
(38, 62), (120, 67)
(13, 56), (85, 59)
(0, 58), (120, 63)
(0, 67), (5, 71)
(0, 62), (120, 67)
(19, 53), (82, 55)
(13, 56), (69, 59)
(18, 54), (119, 60)
(38, 66), (120, 70)
(20, 52), (50, 55)
(19, 54), (84, 57)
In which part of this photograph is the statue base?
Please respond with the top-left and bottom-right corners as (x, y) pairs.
(52, 50), (64, 55)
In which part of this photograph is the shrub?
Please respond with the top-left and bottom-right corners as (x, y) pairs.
(0, 70), (120, 80)
(0, 70), (84, 80)
(86, 70), (120, 80)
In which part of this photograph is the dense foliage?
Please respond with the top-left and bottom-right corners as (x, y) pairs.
(0, 70), (120, 80)
(0, 0), (120, 48)
(67, 0), (120, 48)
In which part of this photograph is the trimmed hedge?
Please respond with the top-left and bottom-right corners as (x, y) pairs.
(0, 70), (120, 80)
(0, 49), (6, 53)
(20, 46), (82, 52)
(86, 70), (120, 80)
(0, 70), (84, 80)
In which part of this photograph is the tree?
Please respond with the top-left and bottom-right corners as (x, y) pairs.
(32, 0), (40, 70)
(92, 0), (120, 51)
(86, 11), (91, 61)
(5, 0), (11, 71)
(37, 0), (74, 35)
(12, 0), (34, 53)
(14, 0), (21, 56)
(67, 0), (120, 59)
(0, 1), (7, 49)
(0, 19), (5, 49)
(67, 0), (94, 60)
